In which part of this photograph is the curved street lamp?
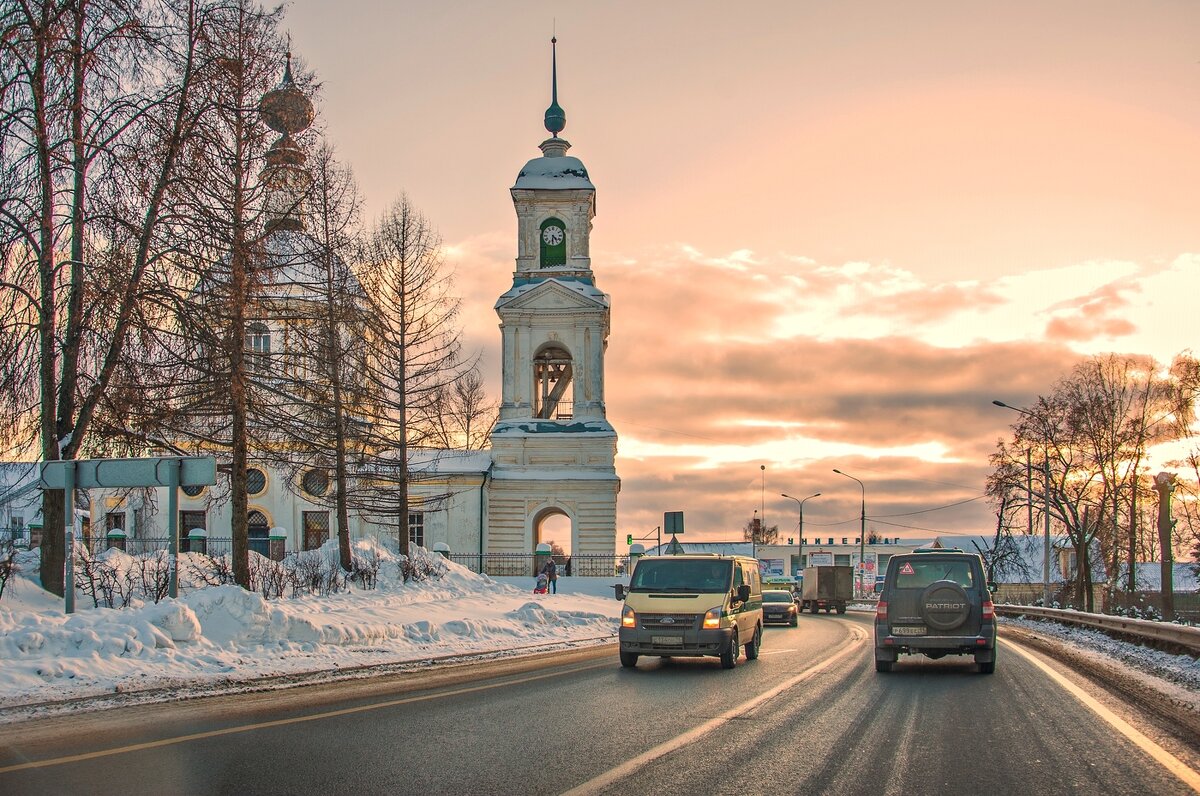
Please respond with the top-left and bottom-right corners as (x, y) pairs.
(781, 492), (820, 579)
(833, 469), (866, 596)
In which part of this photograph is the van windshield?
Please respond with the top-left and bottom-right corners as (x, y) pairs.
(629, 559), (732, 593)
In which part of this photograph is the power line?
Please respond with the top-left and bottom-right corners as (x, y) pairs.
(871, 494), (989, 518)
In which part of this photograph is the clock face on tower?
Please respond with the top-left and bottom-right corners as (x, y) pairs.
(542, 225), (564, 246)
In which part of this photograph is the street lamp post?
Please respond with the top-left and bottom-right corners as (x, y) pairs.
(833, 469), (866, 597)
(782, 492), (820, 580)
(993, 400), (1052, 607)
(759, 465), (766, 558)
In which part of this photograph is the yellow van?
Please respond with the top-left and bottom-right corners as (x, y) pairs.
(614, 554), (763, 669)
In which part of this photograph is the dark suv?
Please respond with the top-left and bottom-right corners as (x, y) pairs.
(873, 548), (997, 674)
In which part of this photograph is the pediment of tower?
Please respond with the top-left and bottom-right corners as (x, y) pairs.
(494, 278), (610, 312)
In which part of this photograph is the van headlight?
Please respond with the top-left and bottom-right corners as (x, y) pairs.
(703, 607), (722, 629)
(621, 604), (637, 628)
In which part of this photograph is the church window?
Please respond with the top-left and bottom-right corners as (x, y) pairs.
(245, 322), (271, 369)
(180, 510), (205, 553)
(303, 511), (329, 550)
(248, 510), (269, 556)
(246, 467), (267, 496)
(533, 344), (573, 420)
(302, 468), (329, 497)
(539, 217), (567, 268)
(408, 512), (425, 548)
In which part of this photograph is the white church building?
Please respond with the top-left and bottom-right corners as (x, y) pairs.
(2, 42), (621, 568)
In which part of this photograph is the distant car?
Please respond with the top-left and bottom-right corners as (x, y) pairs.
(873, 548), (997, 674)
(762, 589), (799, 627)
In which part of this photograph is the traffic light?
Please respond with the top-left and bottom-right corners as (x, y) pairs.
(626, 534), (633, 545)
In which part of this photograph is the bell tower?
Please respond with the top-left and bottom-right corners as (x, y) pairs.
(487, 38), (619, 557)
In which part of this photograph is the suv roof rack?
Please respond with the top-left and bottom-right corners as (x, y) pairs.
(911, 546), (962, 553)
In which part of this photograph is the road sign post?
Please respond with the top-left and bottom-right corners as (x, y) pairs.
(40, 456), (216, 613)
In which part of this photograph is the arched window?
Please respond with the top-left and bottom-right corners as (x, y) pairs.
(248, 510), (269, 556)
(539, 217), (567, 268)
(533, 344), (573, 420)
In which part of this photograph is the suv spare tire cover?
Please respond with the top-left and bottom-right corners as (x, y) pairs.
(920, 580), (971, 631)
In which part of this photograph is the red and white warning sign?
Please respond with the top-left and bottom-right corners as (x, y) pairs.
(899, 562), (916, 575)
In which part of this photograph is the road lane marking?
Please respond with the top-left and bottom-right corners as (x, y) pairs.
(758, 648), (798, 655)
(561, 625), (867, 796)
(1008, 641), (1200, 793)
(0, 660), (613, 774)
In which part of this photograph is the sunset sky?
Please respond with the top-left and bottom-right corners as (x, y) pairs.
(286, 1), (1200, 543)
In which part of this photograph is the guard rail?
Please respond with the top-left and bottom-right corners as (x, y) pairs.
(996, 604), (1200, 655)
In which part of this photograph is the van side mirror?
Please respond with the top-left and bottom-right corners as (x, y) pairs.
(737, 584), (751, 603)
(613, 584), (625, 600)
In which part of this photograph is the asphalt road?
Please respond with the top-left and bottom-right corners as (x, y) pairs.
(1, 613), (1196, 795)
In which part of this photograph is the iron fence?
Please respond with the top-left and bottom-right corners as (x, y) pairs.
(447, 553), (630, 578)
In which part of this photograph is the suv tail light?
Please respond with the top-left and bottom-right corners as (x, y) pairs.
(981, 600), (994, 621)
(875, 600), (888, 621)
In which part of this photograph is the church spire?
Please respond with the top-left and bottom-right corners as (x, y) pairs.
(259, 49), (314, 232)
(543, 36), (566, 138)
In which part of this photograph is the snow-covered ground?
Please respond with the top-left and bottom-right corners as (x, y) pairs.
(0, 542), (624, 717)
(1, 543), (1196, 725)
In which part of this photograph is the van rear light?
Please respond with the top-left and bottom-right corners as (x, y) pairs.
(875, 600), (888, 621)
(981, 600), (994, 621)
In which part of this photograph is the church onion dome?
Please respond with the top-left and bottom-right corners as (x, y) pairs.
(259, 55), (314, 137)
(514, 153), (594, 190)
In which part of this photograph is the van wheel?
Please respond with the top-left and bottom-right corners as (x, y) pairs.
(720, 630), (739, 669)
(836, 605), (846, 615)
(619, 651), (639, 668)
(745, 625), (761, 660)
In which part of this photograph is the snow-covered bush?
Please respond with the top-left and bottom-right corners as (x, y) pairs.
(400, 546), (448, 583)
(73, 547), (171, 608)
(350, 546), (380, 590)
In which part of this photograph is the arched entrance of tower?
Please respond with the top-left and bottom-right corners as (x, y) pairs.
(533, 506), (573, 558)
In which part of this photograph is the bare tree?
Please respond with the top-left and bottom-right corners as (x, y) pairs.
(742, 517), (779, 546)
(0, 0), (212, 594)
(357, 195), (471, 555)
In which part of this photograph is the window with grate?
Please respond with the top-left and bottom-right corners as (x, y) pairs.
(408, 512), (425, 549)
(303, 511), (330, 550)
(182, 484), (204, 498)
(105, 511), (125, 532)
(302, 469), (329, 497)
(246, 468), (267, 495)
(180, 510), (205, 553)
(248, 510), (269, 556)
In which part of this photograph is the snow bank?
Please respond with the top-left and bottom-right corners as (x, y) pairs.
(0, 544), (620, 711)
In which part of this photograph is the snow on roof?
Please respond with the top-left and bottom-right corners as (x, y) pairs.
(643, 541), (755, 557)
(404, 449), (492, 475)
(513, 155), (594, 190)
(1115, 562), (1200, 592)
(495, 277), (610, 308)
(491, 419), (616, 435)
(933, 534), (1074, 584)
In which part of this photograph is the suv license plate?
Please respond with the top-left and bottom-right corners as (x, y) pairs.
(652, 635), (683, 646)
(892, 626), (927, 636)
